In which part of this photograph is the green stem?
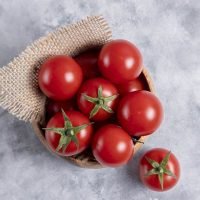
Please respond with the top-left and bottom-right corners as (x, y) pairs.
(83, 86), (118, 119)
(45, 109), (92, 153)
(144, 151), (177, 190)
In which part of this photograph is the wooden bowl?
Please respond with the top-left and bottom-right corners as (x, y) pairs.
(32, 67), (155, 168)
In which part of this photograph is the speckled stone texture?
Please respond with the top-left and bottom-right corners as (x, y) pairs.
(0, 0), (199, 199)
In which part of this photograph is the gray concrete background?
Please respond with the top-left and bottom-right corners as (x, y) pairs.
(0, 0), (200, 199)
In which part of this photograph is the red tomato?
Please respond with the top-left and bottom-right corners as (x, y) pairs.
(98, 39), (143, 84)
(92, 124), (134, 167)
(117, 91), (163, 136)
(74, 48), (100, 79)
(39, 55), (83, 100)
(140, 148), (180, 191)
(46, 99), (75, 118)
(93, 114), (117, 131)
(117, 74), (149, 96)
(77, 78), (119, 121)
(45, 110), (93, 156)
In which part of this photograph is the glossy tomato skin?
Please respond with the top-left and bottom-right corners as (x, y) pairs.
(45, 111), (93, 156)
(117, 74), (149, 96)
(140, 148), (180, 191)
(39, 55), (83, 100)
(74, 48), (100, 79)
(77, 78), (119, 121)
(93, 114), (117, 131)
(98, 39), (143, 84)
(46, 99), (75, 119)
(117, 91), (163, 136)
(92, 124), (134, 167)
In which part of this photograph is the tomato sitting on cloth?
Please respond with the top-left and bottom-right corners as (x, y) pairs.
(74, 48), (100, 79)
(39, 55), (83, 100)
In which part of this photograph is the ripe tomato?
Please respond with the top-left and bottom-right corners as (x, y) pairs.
(93, 114), (117, 131)
(92, 124), (134, 167)
(39, 55), (83, 100)
(74, 48), (100, 79)
(98, 39), (143, 84)
(140, 148), (180, 191)
(45, 110), (93, 156)
(77, 78), (119, 121)
(117, 74), (149, 96)
(117, 91), (163, 136)
(46, 99), (75, 119)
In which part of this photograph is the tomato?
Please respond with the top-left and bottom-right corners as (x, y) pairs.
(140, 148), (180, 191)
(92, 124), (134, 167)
(98, 39), (143, 84)
(117, 74), (149, 96)
(93, 114), (117, 131)
(45, 110), (93, 156)
(117, 90), (163, 136)
(74, 48), (100, 79)
(77, 78), (119, 121)
(46, 99), (75, 119)
(39, 55), (83, 100)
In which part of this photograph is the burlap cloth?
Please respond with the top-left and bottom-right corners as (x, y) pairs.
(0, 16), (112, 122)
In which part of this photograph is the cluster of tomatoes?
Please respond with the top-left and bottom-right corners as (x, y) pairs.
(38, 40), (180, 191)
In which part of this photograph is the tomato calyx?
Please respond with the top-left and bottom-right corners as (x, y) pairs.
(145, 151), (177, 190)
(83, 86), (118, 119)
(44, 109), (93, 152)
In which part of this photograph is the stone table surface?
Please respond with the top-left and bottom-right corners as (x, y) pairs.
(0, 0), (200, 200)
